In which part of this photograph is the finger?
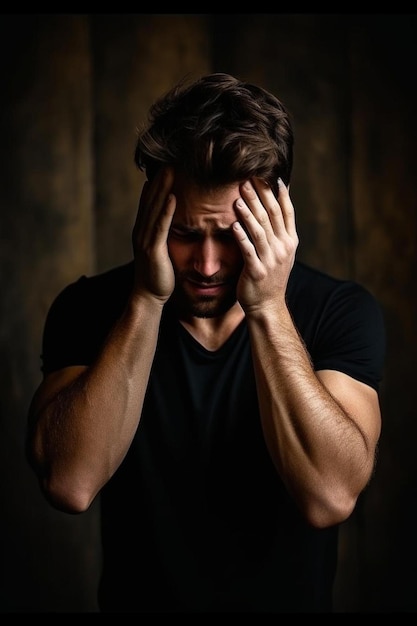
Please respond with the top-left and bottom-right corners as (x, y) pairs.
(276, 178), (297, 238)
(133, 179), (150, 236)
(240, 179), (276, 236)
(154, 193), (176, 248)
(250, 177), (288, 236)
(136, 167), (175, 246)
(141, 167), (173, 222)
(234, 198), (270, 258)
(232, 220), (259, 261)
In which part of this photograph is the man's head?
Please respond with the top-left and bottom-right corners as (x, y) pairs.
(134, 73), (294, 195)
(166, 173), (244, 319)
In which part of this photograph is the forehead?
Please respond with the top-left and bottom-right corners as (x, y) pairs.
(171, 177), (241, 226)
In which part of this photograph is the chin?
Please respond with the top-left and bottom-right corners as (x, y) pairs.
(173, 286), (237, 318)
(191, 297), (237, 319)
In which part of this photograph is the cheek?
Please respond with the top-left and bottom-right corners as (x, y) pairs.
(167, 240), (188, 266)
(226, 241), (244, 266)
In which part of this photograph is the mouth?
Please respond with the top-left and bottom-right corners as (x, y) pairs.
(186, 278), (226, 296)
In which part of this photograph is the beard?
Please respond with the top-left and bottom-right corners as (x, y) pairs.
(171, 270), (240, 319)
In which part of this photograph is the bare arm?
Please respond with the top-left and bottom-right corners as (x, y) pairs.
(233, 178), (382, 528)
(246, 305), (381, 528)
(27, 167), (176, 514)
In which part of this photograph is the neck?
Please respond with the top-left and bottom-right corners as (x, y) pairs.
(179, 303), (245, 351)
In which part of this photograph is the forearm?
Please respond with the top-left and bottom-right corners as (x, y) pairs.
(29, 294), (164, 513)
(247, 304), (373, 528)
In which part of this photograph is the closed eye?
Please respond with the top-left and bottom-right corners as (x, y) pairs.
(168, 227), (236, 242)
(216, 230), (235, 241)
(169, 228), (201, 242)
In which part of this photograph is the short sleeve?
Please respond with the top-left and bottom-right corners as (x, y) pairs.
(311, 282), (386, 392)
(41, 277), (98, 374)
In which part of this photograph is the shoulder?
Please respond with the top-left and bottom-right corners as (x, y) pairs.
(41, 262), (134, 374)
(288, 261), (386, 390)
(50, 261), (134, 311)
(287, 260), (382, 315)
(69, 260), (134, 294)
(288, 260), (362, 296)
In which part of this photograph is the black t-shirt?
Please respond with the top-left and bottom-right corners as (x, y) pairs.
(40, 260), (385, 613)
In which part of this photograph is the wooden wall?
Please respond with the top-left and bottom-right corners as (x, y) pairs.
(1, 13), (415, 612)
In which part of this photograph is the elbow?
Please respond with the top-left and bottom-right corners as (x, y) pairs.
(26, 432), (97, 514)
(300, 460), (377, 529)
(304, 495), (357, 529)
(28, 445), (97, 514)
(40, 474), (97, 514)
(300, 485), (360, 529)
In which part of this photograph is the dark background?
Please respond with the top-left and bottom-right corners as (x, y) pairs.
(1, 13), (416, 613)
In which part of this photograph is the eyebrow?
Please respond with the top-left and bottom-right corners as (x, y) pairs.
(170, 224), (234, 234)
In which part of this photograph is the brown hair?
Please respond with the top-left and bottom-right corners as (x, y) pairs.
(134, 72), (294, 194)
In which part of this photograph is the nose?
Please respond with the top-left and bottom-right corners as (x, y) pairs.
(193, 238), (221, 277)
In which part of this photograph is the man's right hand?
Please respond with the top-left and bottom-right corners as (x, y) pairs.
(131, 166), (176, 304)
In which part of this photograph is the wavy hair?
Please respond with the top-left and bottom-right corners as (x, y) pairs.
(134, 73), (294, 194)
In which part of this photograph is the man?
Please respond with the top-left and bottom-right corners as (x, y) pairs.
(26, 73), (385, 613)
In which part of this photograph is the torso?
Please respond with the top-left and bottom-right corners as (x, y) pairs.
(41, 259), (385, 612)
